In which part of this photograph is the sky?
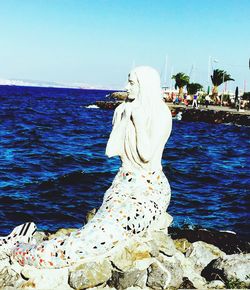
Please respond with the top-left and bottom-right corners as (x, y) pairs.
(0, 0), (249, 90)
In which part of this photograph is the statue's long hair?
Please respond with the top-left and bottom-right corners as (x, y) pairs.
(106, 66), (165, 166)
(130, 66), (164, 126)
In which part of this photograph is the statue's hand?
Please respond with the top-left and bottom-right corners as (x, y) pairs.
(131, 106), (145, 127)
(112, 102), (126, 125)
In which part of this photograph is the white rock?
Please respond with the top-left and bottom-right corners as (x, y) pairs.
(21, 265), (70, 290)
(125, 287), (152, 290)
(207, 279), (226, 289)
(186, 241), (226, 273)
(88, 286), (116, 290)
(109, 238), (151, 272)
(32, 231), (48, 244)
(147, 254), (183, 289)
(147, 230), (177, 256)
(165, 250), (207, 289)
(133, 257), (155, 271)
(206, 253), (250, 287)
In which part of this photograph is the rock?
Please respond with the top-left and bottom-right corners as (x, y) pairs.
(186, 241), (226, 273)
(110, 92), (128, 100)
(110, 239), (151, 272)
(86, 208), (97, 223)
(202, 253), (250, 288)
(95, 101), (122, 110)
(179, 108), (250, 126)
(21, 265), (70, 289)
(207, 279), (225, 289)
(124, 287), (151, 290)
(147, 254), (184, 289)
(33, 231), (48, 244)
(88, 286), (116, 290)
(0, 266), (20, 288)
(148, 231), (176, 256)
(108, 269), (147, 289)
(165, 249), (207, 289)
(179, 277), (196, 289)
(147, 261), (173, 289)
(69, 259), (112, 289)
(173, 238), (191, 254)
(48, 228), (77, 240)
(169, 227), (250, 254)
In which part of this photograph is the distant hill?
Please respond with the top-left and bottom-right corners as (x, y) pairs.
(0, 78), (117, 90)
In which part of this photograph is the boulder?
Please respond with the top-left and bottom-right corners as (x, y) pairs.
(87, 286), (116, 290)
(169, 227), (250, 254)
(170, 251), (207, 289)
(33, 231), (48, 244)
(202, 253), (250, 288)
(179, 277), (196, 289)
(86, 208), (97, 223)
(124, 287), (151, 290)
(69, 259), (112, 289)
(186, 241), (226, 273)
(48, 228), (77, 240)
(95, 101), (121, 110)
(146, 261), (173, 289)
(109, 239), (151, 272)
(147, 254), (184, 289)
(173, 238), (191, 254)
(147, 231), (176, 257)
(21, 265), (70, 290)
(110, 92), (128, 100)
(0, 266), (21, 288)
(108, 269), (147, 289)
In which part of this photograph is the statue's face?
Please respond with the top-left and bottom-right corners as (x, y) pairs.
(126, 72), (139, 100)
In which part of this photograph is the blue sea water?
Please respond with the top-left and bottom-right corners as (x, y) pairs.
(0, 85), (249, 239)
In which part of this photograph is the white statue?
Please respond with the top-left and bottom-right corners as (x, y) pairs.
(0, 66), (172, 268)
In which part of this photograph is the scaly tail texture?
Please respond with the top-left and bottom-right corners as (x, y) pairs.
(0, 222), (37, 259)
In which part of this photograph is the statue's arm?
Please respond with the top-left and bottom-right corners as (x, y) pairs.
(112, 102), (126, 126)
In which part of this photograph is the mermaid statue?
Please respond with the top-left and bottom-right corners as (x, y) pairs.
(0, 66), (172, 269)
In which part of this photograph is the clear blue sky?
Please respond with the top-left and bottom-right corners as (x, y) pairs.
(0, 0), (249, 90)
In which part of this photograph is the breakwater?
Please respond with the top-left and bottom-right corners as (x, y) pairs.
(0, 222), (249, 289)
(95, 101), (250, 126)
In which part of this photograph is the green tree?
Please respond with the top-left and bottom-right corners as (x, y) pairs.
(242, 92), (250, 101)
(172, 72), (190, 98)
(211, 69), (234, 97)
(187, 83), (203, 95)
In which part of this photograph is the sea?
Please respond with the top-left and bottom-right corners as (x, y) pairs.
(0, 85), (249, 239)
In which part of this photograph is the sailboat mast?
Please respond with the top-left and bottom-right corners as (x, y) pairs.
(164, 55), (168, 87)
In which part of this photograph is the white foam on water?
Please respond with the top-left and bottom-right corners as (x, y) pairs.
(85, 105), (99, 109)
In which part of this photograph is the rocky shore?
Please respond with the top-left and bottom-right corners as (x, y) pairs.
(94, 101), (250, 126)
(0, 216), (249, 290)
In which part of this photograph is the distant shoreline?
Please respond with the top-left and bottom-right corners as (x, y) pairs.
(0, 83), (117, 91)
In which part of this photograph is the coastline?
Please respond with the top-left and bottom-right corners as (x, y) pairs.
(94, 101), (250, 126)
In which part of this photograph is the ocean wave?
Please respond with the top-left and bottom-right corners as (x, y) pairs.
(85, 104), (99, 109)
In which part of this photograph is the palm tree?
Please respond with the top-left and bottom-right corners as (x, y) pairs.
(172, 72), (190, 98)
(211, 69), (234, 97)
(187, 83), (203, 95)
